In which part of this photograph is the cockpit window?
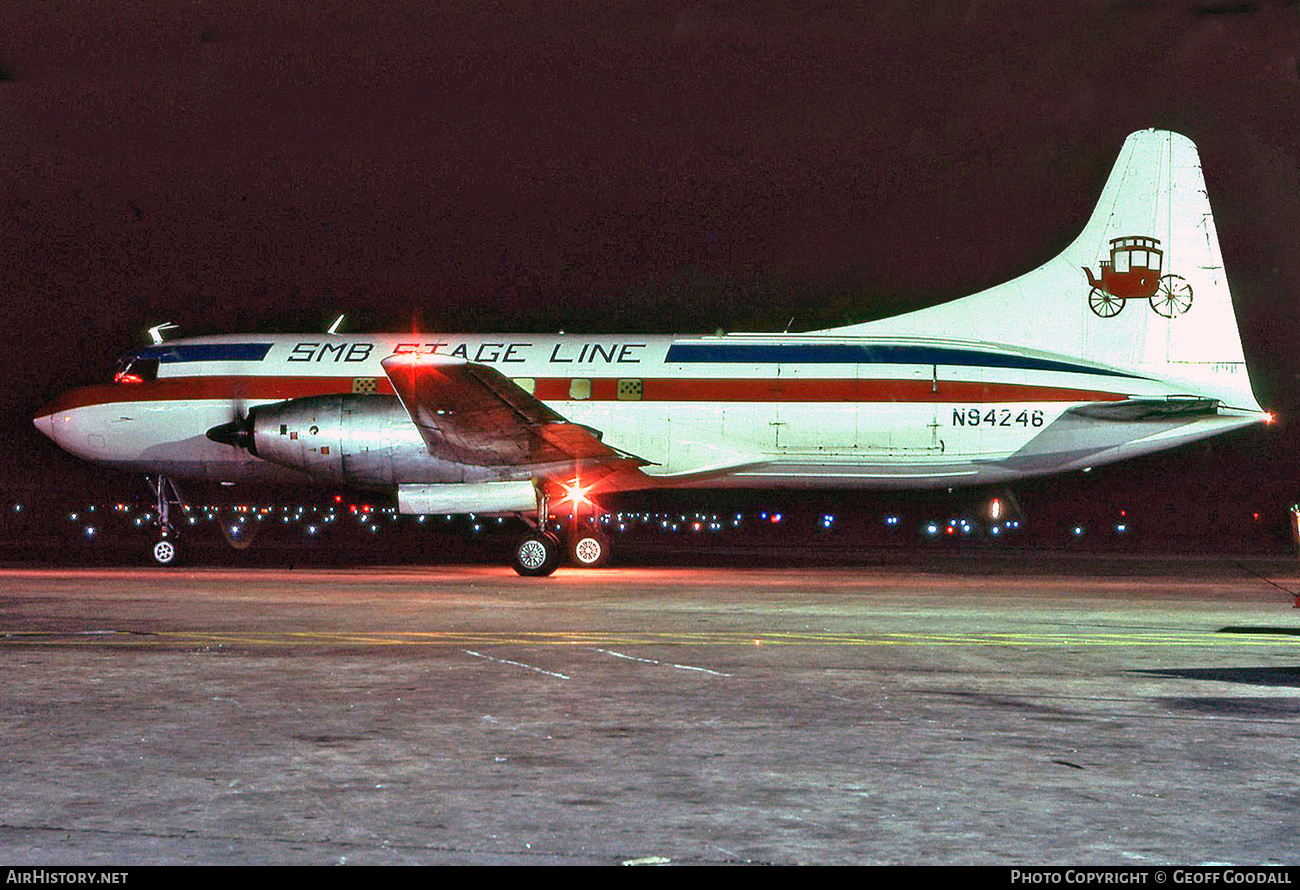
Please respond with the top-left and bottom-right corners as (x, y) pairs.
(113, 356), (159, 384)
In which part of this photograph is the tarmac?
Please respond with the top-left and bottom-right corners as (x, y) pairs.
(2, 554), (1300, 864)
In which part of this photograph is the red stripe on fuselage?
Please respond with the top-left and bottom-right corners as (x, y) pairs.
(35, 375), (1129, 417)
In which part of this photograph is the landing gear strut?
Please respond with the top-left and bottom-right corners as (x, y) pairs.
(509, 484), (617, 575)
(146, 474), (184, 566)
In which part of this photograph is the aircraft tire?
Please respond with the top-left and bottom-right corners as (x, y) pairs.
(512, 532), (560, 577)
(150, 537), (180, 566)
(569, 530), (613, 568)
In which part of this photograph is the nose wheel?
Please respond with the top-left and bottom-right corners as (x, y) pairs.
(150, 536), (180, 566)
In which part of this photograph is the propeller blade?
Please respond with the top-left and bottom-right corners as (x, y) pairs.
(206, 411), (258, 455)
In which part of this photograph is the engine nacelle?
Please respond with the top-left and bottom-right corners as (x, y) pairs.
(209, 394), (540, 491)
(249, 395), (425, 486)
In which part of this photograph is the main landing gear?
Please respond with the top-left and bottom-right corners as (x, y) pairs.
(512, 530), (563, 577)
(146, 474), (184, 566)
(512, 489), (559, 576)
(510, 489), (615, 576)
(567, 525), (613, 568)
(510, 523), (614, 576)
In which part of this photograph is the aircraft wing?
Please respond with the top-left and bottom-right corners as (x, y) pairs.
(380, 353), (645, 469)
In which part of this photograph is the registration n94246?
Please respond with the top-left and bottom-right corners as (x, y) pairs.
(950, 407), (1045, 427)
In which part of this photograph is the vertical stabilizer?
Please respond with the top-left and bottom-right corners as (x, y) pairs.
(824, 130), (1261, 411)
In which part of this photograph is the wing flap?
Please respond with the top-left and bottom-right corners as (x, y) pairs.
(380, 353), (643, 468)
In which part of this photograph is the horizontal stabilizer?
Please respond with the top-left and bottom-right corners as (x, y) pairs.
(1066, 397), (1220, 422)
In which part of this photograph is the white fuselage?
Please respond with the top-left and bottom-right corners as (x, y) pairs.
(33, 332), (1266, 493)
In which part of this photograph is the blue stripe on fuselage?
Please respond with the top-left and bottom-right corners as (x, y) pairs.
(665, 343), (1142, 379)
(135, 343), (274, 363)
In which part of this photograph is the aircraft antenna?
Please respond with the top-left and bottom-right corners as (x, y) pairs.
(146, 322), (177, 345)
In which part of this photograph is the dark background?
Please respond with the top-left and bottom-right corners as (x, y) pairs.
(2, 1), (1298, 534)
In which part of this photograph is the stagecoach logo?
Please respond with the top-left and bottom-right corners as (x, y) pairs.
(1083, 235), (1193, 318)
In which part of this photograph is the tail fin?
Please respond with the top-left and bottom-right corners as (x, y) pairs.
(824, 129), (1261, 412)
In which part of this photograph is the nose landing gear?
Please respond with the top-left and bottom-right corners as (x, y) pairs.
(150, 537), (179, 566)
(145, 474), (184, 566)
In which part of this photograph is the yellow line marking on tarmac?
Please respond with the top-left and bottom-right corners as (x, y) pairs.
(2, 629), (1299, 648)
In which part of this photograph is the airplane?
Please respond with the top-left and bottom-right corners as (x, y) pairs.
(33, 129), (1270, 575)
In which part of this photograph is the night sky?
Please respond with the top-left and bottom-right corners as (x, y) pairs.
(2, 2), (1298, 509)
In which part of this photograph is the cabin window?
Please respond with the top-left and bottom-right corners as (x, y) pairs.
(513, 378), (536, 395)
(1149, 251), (1161, 271)
(113, 356), (158, 384)
(569, 378), (591, 400)
(617, 379), (643, 400)
(1132, 250), (1148, 269)
(1113, 251), (1130, 273)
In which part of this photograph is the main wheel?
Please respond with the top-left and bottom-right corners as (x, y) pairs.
(1150, 274), (1193, 318)
(512, 532), (560, 577)
(569, 530), (613, 568)
(1088, 287), (1124, 317)
(150, 537), (180, 566)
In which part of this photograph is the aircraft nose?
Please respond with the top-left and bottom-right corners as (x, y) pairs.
(33, 406), (57, 441)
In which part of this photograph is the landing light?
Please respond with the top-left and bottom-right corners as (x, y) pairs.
(560, 478), (596, 508)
